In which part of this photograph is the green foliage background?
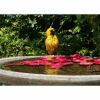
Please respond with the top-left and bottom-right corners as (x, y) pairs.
(0, 15), (100, 57)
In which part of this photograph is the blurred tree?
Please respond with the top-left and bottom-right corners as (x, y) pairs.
(0, 15), (99, 57)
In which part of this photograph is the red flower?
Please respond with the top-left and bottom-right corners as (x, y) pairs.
(70, 54), (81, 58)
(72, 58), (81, 63)
(20, 55), (100, 69)
(80, 59), (94, 66)
(22, 60), (39, 66)
(94, 59), (100, 65)
(50, 63), (63, 69)
(22, 59), (50, 66)
(39, 60), (51, 65)
(54, 56), (68, 63)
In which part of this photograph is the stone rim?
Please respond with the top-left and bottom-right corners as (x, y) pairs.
(0, 56), (100, 85)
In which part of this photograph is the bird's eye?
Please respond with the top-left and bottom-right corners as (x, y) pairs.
(50, 30), (55, 35)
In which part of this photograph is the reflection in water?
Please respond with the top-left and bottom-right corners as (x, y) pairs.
(44, 56), (60, 75)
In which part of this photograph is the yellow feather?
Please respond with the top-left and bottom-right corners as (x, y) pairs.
(46, 27), (54, 37)
(45, 27), (59, 55)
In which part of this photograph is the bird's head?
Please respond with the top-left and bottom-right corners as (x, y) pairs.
(46, 27), (55, 37)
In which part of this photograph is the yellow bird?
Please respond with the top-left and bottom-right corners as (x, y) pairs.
(45, 27), (59, 55)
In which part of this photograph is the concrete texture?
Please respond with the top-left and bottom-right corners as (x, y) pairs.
(0, 56), (100, 85)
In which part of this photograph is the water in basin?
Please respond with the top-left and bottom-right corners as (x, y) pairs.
(1, 55), (100, 75)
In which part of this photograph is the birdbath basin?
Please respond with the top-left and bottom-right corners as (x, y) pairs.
(0, 55), (100, 85)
